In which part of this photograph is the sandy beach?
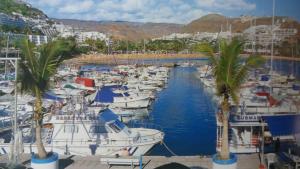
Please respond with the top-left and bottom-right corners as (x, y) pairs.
(64, 53), (300, 65)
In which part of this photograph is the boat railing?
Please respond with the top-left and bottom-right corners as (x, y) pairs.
(217, 132), (260, 149)
(131, 130), (163, 144)
(53, 114), (98, 121)
(127, 122), (163, 131)
(50, 131), (163, 146)
(240, 104), (298, 114)
(217, 138), (259, 148)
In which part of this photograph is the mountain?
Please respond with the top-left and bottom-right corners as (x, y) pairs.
(182, 14), (227, 33)
(2, 0), (297, 41)
(55, 19), (183, 41)
(57, 14), (299, 41)
(183, 13), (299, 33)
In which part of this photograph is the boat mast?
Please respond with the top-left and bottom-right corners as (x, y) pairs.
(1, 57), (20, 166)
(270, 0), (275, 78)
(13, 57), (19, 164)
(5, 34), (10, 77)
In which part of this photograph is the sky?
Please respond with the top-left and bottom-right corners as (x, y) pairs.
(25, 0), (300, 24)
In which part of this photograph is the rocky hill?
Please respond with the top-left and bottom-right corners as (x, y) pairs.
(55, 19), (183, 41)
(2, 0), (298, 42)
(57, 14), (299, 41)
(183, 14), (299, 33)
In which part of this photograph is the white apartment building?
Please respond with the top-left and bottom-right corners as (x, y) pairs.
(154, 33), (192, 40)
(243, 25), (297, 54)
(193, 32), (218, 41)
(28, 34), (48, 45)
(244, 25), (297, 44)
(76, 31), (108, 43)
(54, 24), (108, 42)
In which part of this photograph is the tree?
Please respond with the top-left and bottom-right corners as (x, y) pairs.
(18, 38), (69, 158)
(197, 39), (264, 160)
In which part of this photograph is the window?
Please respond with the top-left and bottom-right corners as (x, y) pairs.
(114, 120), (125, 129)
(108, 122), (121, 133)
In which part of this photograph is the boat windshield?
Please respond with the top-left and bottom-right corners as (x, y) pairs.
(108, 120), (125, 133)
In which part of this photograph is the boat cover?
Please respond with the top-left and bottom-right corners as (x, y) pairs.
(43, 92), (63, 101)
(262, 115), (300, 136)
(94, 85), (129, 103)
(293, 84), (300, 91)
(260, 75), (270, 81)
(99, 109), (119, 122)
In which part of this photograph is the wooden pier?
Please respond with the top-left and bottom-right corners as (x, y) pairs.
(0, 153), (260, 169)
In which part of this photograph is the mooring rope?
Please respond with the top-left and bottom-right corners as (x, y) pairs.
(162, 141), (178, 156)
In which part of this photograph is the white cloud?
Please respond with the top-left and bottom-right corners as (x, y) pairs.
(195, 0), (256, 10)
(27, 0), (256, 23)
(58, 0), (94, 13)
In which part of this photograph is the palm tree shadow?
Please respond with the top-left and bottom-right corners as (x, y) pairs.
(59, 155), (75, 169)
(154, 163), (208, 169)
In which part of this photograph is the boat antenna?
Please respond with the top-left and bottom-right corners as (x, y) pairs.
(270, 0), (275, 82)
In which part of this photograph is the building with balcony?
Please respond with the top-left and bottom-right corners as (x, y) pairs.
(0, 13), (26, 28)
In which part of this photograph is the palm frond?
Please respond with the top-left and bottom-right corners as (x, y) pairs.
(18, 38), (70, 96)
(209, 39), (264, 105)
(19, 39), (38, 75)
(195, 42), (215, 58)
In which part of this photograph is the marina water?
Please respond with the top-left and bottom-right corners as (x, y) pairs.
(142, 66), (217, 156)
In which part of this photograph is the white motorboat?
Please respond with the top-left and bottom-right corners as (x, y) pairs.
(0, 109), (164, 156)
(94, 85), (152, 109)
(0, 81), (14, 94)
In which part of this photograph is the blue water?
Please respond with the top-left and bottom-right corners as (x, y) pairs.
(145, 67), (217, 156)
(271, 59), (300, 79)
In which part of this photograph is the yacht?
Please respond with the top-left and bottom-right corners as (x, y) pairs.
(94, 85), (152, 109)
(0, 109), (164, 156)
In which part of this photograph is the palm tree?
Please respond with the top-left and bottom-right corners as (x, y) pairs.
(197, 39), (264, 160)
(18, 39), (70, 159)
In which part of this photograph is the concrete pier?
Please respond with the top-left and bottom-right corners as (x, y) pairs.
(0, 154), (260, 169)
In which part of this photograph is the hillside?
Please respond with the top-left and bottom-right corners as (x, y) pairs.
(182, 14), (228, 33)
(1, 0), (298, 41)
(55, 19), (183, 41)
(183, 14), (299, 33)
(0, 0), (47, 19)
(58, 14), (299, 41)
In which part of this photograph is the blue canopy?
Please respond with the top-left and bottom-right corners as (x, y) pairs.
(99, 109), (119, 122)
(94, 85), (129, 103)
(293, 84), (300, 91)
(260, 75), (270, 81)
(263, 115), (300, 137)
(80, 65), (111, 72)
(43, 92), (63, 101)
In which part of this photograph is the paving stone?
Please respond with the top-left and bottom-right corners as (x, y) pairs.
(0, 153), (260, 169)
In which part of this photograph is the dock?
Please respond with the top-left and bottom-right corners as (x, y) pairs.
(0, 154), (260, 169)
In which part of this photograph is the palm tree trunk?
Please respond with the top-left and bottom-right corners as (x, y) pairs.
(34, 89), (47, 159)
(220, 97), (230, 160)
(35, 123), (47, 158)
